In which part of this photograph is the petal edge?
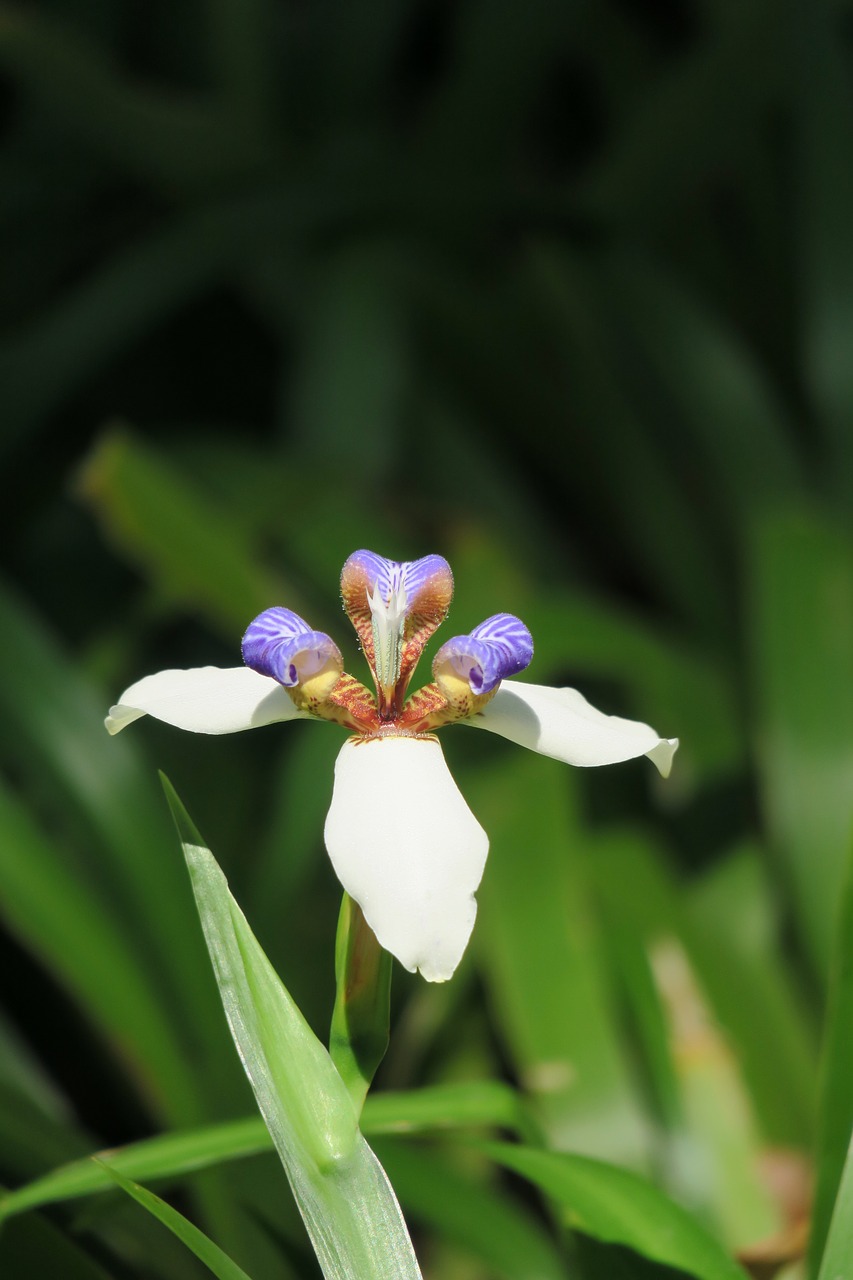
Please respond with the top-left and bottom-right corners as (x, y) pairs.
(324, 737), (488, 981)
(469, 681), (678, 776)
(105, 667), (305, 735)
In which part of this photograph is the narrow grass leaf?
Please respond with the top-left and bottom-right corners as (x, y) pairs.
(162, 776), (423, 1280)
(329, 895), (393, 1113)
(97, 1161), (254, 1280)
(78, 430), (293, 634)
(815, 1132), (853, 1280)
(604, 255), (801, 517)
(0, 580), (228, 1107)
(809, 831), (853, 1276)
(528, 245), (727, 634)
(0, 1080), (533, 1221)
(685, 846), (816, 1150)
(0, 777), (199, 1126)
(749, 511), (853, 981)
(481, 1142), (748, 1280)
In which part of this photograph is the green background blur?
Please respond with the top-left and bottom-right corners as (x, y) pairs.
(1, 2), (853, 1277)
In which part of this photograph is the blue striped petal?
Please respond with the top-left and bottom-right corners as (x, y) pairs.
(242, 607), (342, 688)
(341, 550), (454, 715)
(433, 613), (534, 695)
(342, 550), (452, 608)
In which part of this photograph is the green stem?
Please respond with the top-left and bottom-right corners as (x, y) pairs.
(329, 894), (393, 1114)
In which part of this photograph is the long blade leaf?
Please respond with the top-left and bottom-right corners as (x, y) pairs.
(162, 776), (423, 1280)
(481, 1142), (747, 1280)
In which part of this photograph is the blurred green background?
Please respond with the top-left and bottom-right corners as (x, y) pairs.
(1, 1), (853, 1277)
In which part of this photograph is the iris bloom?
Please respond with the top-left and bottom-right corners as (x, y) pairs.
(106, 551), (677, 981)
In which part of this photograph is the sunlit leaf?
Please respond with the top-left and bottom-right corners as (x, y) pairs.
(163, 777), (423, 1280)
(809, 829), (853, 1276)
(481, 1142), (747, 1280)
(78, 431), (293, 634)
(375, 1139), (568, 1280)
(0, 1080), (535, 1222)
(815, 1131), (853, 1280)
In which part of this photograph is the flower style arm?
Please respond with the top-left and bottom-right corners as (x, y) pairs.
(341, 551), (453, 716)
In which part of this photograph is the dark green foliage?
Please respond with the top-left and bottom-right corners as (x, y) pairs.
(1, 1), (851, 1275)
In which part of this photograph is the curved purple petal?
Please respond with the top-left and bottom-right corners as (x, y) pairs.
(342, 550), (452, 607)
(242, 607), (342, 687)
(433, 613), (534, 695)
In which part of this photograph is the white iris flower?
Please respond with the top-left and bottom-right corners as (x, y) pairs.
(107, 550), (677, 982)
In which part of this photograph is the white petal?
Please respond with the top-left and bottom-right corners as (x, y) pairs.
(324, 737), (489, 982)
(469, 681), (679, 777)
(105, 666), (305, 735)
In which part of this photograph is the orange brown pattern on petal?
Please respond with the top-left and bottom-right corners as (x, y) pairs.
(314, 672), (380, 733)
(340, 556), (378, 675)
(396, 562), (454, 700)
(400, 680), (497, 733)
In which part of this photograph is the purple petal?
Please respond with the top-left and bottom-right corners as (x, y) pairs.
(433, 613), (533, 695)
(342, 550), (452, 608)
(242, 607), (342, 687)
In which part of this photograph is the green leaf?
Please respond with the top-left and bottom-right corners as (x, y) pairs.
(591, 832), (807, 1243)
(97, 1161), (254, 1280)
(685, 846), (816, 1150)
(470, 753), (649, 1167)
(329, 894), (392, 1113)
(0, 1081), (535, 1222)
(0, 775), (199, 1125)
(809, 830), (853, 1275)
(162, 775), (423, 1280)
(602, 255), (801, 520)
(527, 245), (727, 635)
(374, 1139), (568, 1280)
(816, 1132), (853, 1280)
(0, 1081), (90, 1185)
(592, 832), (816, 1151)
(78, 430), (294, 635)
(481, 1143), (747, 1280)
(364, 1080), (538, 1142)
(0, 579), (232, 1119)
(0, 1118), (270, 1223)
(749, 510), (853, 981)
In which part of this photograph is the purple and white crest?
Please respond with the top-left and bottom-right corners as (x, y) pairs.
(242, 607), (342, 688)
(342, 550), (453, 611)
(433, 613), (534, 695)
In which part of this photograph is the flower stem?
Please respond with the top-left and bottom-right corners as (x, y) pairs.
(329, 894), (393, 1114)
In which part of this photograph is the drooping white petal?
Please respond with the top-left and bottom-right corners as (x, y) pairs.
(324, 736), (489, 982)
(105, 667), (306, 736)
(469, 681), (679, 777)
